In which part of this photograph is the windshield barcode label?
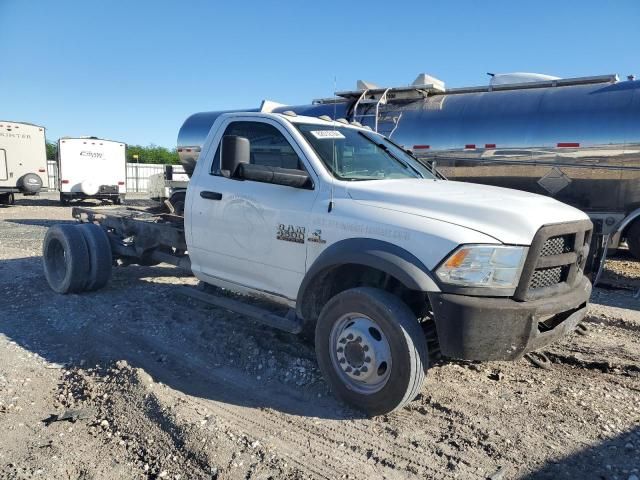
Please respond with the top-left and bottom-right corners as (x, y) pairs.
(310, 130), (345, 139)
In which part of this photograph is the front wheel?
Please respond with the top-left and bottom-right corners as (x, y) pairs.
(625, 220), (640, 260)
(315, 287), (429, 416)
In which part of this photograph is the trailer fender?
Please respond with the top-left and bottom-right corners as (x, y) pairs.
(296, 238), (440, 321)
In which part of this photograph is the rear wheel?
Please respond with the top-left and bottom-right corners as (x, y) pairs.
(625, 220), (640, 259)
(315, 287), (429, 416)
(42, 224), (90, 294)
(168, 191), (186, 215)
(77, 223), (112, 291)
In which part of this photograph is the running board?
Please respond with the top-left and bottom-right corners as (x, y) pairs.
(176, 286), (303, 334)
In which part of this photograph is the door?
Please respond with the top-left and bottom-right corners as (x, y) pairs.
(0, 150), (7, 181)
(189, 118), (319, 301)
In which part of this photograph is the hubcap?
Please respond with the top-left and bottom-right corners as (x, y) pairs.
(330, 314), (392, 394)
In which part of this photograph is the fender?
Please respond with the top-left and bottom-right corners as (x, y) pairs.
(296, 238), (440, 318)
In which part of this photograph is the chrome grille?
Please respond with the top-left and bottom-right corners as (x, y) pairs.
(540, 235), (573, 256)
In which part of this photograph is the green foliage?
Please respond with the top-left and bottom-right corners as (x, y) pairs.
(46, 139), (179, 165)
(127, 144), (179, 165)
(46, 141), (57, 160)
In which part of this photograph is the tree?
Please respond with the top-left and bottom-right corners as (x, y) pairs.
(126, 144), (179, 165)
(45, 139), (179, 165)
(46, 141), (57, 160)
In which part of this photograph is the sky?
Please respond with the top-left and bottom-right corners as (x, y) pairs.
(0, 0), (638, 148)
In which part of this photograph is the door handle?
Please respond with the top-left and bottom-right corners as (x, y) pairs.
(200, 190), (222, 200)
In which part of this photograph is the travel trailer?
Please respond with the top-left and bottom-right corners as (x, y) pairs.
(57, 137), (126, 205)
(0, 121), (48, 204)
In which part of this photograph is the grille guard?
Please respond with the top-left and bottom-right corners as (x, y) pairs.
(513, 219), (593, 302)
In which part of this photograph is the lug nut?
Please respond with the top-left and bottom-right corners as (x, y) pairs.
(339, 338), (347, 344)
(353, 370), (361, 376)
(361, 366), (368, 373)
(345, 366), (352, 373)
(356, 336), (362, 342)
(365, 357), (371, 363)
(363, 345), (369, 352)
(337, 347), (343, 353)
(347, 333), (354, 340)
(339, 358), (346, 364)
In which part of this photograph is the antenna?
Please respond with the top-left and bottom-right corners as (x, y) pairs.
(328, 75), (337, 213)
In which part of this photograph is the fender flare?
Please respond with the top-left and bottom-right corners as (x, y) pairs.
(296, 238), (440, 319)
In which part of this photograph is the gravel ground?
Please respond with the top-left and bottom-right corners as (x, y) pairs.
(0, 193), (638, 480)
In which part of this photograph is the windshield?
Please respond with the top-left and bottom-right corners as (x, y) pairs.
(296, 124), (435, 181)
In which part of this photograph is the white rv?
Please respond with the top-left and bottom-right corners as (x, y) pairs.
(0, 121), (49, 204)
(57, 137), (126, 205)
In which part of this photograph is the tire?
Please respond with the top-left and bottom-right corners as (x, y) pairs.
(315, 287), (429, 416)
(0, 193), (15, 205)
(168, 191), (186, 215)
(625, 220), (640, 260)
(18, 173), (43, 194)
(77, 223), (112, 291)
(42, 224), (90, 294)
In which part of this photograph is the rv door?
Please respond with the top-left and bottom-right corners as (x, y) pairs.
(0, 150), (7, 181)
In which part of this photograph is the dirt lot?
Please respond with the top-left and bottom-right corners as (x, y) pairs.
(0, 194), (638, 480)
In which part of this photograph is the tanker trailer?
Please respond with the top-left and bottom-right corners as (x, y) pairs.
(177, 73), (640, 270)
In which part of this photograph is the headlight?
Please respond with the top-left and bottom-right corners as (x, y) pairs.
(436, 245), (528, 289)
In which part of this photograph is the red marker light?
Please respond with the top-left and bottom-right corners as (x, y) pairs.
(485, 143), (496, 149)
(413, 145), (430, 150)
(118, 181), (125, 185)
(557, 142), (580, 148)
(62, 180), (69, 184)
(38, 169), (46, 173)
(465, 144), (476, 149)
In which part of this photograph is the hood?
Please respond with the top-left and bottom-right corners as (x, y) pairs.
(347, 179), (589, 245)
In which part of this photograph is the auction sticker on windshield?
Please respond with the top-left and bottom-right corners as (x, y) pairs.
(310, 130), (345, 140)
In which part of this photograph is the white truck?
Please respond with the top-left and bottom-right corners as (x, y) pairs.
(0, 120), (49, 204)
(57, 137), (126, 205)
(42, 112), (593, 415)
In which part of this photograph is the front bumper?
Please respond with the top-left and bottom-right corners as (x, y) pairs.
(429, 277), (592, 361)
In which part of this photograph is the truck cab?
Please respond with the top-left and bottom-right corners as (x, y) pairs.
(184, 112), (592, 413)
(44, 111), (593, 415)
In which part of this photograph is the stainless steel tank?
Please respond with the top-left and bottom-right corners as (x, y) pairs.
(177, 74), (640, 243)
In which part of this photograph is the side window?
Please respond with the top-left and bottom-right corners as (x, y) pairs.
(210, 121), (303, 173)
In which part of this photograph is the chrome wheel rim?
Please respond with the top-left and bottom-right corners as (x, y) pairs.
(329, 313), (392, 395)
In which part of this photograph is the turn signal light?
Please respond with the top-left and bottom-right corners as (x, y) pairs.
(443, 249), (469, 268)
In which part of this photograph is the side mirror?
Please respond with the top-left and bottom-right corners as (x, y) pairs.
(220, 135), (250, 177)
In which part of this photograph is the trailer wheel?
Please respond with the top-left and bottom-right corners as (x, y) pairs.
(77, 223), (112, 291)
(42, 224), (90, 294)
(625, 220), (640, 260)
(315, 287), (429, 416)
(0, 193), (14, 205)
